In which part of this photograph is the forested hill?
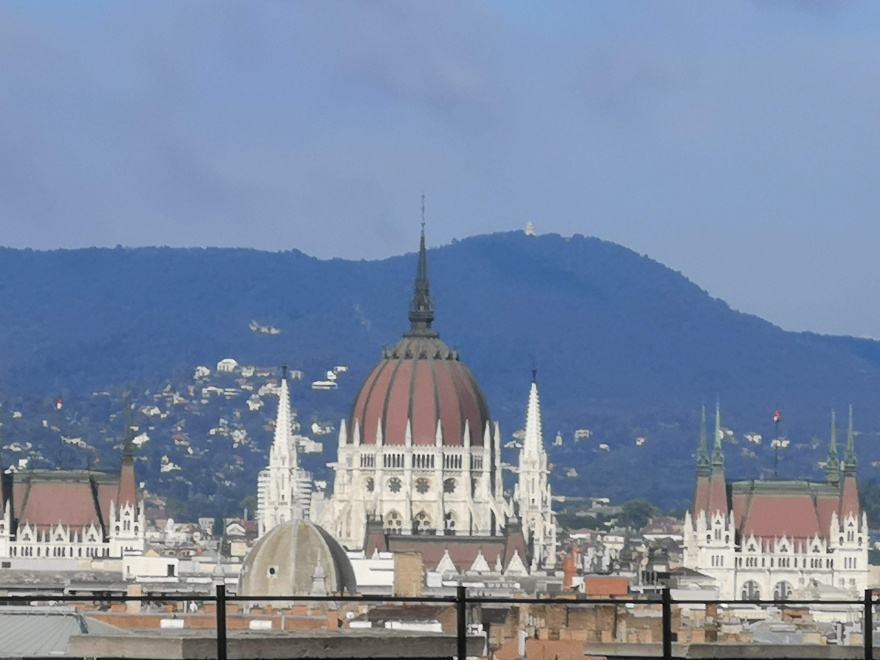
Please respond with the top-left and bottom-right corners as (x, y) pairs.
(1, 232), (879, 509)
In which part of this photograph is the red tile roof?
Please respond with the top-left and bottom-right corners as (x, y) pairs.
(730, 479), (859, 542)
(350, 336), (491, 447)
(18, 480), (102, 530)
(6, 467), (137, 534)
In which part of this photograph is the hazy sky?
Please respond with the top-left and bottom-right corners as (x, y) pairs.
(2, 2), (880, 337)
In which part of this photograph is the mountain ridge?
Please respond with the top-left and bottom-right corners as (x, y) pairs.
(0, 231), (878, 509)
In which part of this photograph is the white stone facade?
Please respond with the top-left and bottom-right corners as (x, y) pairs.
(683, 406), (869, 600)
(319, 418), (509, 550)
(683, 505), (868, 600)
(0, 477), (145, 560)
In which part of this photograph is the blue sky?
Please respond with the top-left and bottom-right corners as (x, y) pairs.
(2, 2), (880, 337)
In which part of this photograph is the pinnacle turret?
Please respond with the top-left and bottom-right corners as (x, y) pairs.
(844, 405), (856, 475)
(522, 373), (543, 456)
(827, 409), (840, 486)
(696, 405), (710, 477)
(711, 399), (724, 471)
(122, 394), (134, 464)
(273, 369), (298, 470)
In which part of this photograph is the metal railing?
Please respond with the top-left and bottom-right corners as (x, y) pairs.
(0, 586), (876, 660)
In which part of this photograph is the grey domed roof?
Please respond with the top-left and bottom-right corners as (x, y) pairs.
(238, 520), (357, 599)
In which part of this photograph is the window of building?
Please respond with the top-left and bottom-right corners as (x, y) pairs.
(384, 510), (403, 534)
(741, 580), (760, 601)
(415, 478), (430, 495)
(444, 512), (457, 533)
(365, 477), (374, 493)
(444, 478), (456, 494)
(388, 477), (402, 494)
(773, 581), (792, 602)
(414, 511), (434, 535)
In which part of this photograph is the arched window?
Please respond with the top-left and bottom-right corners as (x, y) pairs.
(384, 510), (403, 534)
(414, 511), (434, 535)
(773, 581), (792, 602)
(741, 580), (760, 601)
(444, 512), (457, 533)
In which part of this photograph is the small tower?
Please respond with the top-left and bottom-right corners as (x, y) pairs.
(109, 396), (146, 556)
(684, 400), (734, 594)
(827, 410), (840, 487)
(708, 401), (728, 517)
(693, 406), (711, 514)
(840, 406), (860, 521)
(258, 367), (311, 537)
(514, 371), (557, 569)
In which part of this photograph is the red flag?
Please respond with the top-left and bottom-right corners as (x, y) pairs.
(773, 410), (781, 423)
(55, 398), (63, 410)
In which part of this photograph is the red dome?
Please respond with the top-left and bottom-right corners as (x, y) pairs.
(350, 335), (491, 447)
(348, 229), (492, 447)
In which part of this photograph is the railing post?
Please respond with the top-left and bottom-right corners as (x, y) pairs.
(456, 584), (467, 660)
(865, 588), (874, 660)
(216, 584), (227, 660)
(661, 587), (672, 660)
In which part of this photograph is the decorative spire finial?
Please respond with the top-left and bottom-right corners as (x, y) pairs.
(697, 405), (710, 475)
(827, 408), (840, 485)
(711, 397), (724, 470)
(844, 404), (856, 473)
(282, 364), (288, 379)
(122, 392), (134, 464)
(531, 368), (537, 383)
(406, 199), (436, 337)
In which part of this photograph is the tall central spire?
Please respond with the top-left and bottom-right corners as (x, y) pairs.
(406, 196), (436, 337)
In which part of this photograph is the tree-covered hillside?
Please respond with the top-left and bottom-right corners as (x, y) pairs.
(0, 232), (879, 512)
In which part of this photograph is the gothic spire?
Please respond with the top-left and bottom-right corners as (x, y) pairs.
(696, 405), (710, 476)
(711, 398), (724, 471)
(274, 367), (298, 470)
(406, 198), (436, 337)
(827, 409), (840, 485)
(844, 404), (856, 475)
(522, 372), (543, 456)
(122, 392), (134, 464)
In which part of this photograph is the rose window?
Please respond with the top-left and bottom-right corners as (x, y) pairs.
(388, 477), (402, 494)
(416, 478), (430, 494)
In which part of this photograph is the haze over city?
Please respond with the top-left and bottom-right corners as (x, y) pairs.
(3, 5), (880, 655)
(2, 2), (880, 337)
